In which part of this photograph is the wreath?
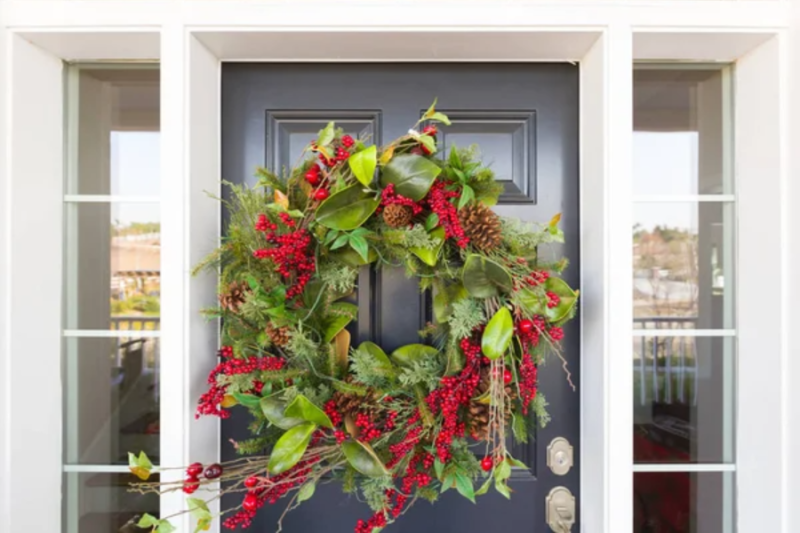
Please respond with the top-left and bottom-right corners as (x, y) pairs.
(129, 101), (578, 533)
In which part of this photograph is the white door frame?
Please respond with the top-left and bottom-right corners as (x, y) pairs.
(0, 2), (796, 533)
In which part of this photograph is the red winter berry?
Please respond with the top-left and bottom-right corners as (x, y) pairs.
(481, 456), (494, 471)
(183, 476), (200, 494)
(341, 134), (355, 147)
(420, 143), (433, 156)
(313, 189), (330, 201)
(218, 346), (234, 358)
(518, 319), (534, 335)
(549, 327), (565, 341)
(305, 169), (320, 185)
(242, 492), (258, 512)
(204, 463), (223, 479)
(186, 462), (203, 477)
(244, 476), (259, 489)
(503, 368), (513, 385)
(422, 125), (438, 136)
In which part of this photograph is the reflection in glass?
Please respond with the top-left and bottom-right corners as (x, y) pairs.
(634, 471), (735, 533)
(632, 202), (734, 329)
(64, 202), (161, 330)
(633, 68), (732, 196)
(633, 336), (735, 464)
(63, 337), (160, 465)
(63, 472), (159, 533)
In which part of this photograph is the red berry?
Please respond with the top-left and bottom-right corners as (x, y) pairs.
(243, 492), (258, 512)
(186, 462), (203, 477)
(518, 319), (534, 335)
(422, 125), (438, 136)
(183, 476), (200, 494)
(313, 189), (330, 201)
(244, 476), (258, 488)
(305, 170), (320, 185)
(503, 369), (513, 385)
(341, 134), (355, 147)
(481, 457), (494, 471)
(204, 463), (223, 479)
(420, 144), (432, 156)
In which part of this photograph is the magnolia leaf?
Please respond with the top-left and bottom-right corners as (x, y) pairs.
(462, 255), (513, 298)
(419, 135), (437, 155)
(344, 413), (359, 438)
(423, 98), (438, 119)
(380, 154), (442, 201)
(260, 396), (304, 430)
(425, 212), (440, 231)
(543, 276), (579, 323)
(349, 234), (370, 263)
(474, 476), (493, 496)
(268, 422), (317, 474)
(232, 392), (261, 410)
(316, 185), (380, 231)
(128, 451), (153, 480)
(332, 246), (378, 267)
(481, 307), (514, 360)
(391, 343), (439, 367)
(342, 440), (390, 478)
(323, 302), (357, 343)
(284, 394), (334, 429)
(429, 111), (452, 125)
(457, 184), (475, 209)
(348, 145), (377, 186)
(379, 144), (396, 166)
(432, 282), (468, 323)
(358, 341), (395, 376)
(274, 190), (290, 210)
(333, 328), (351, 376)
(297, 481), (317, 503)
(409, 227), (445, 267)
(516, 287), (546, 317)
(317, 122), (335, 147)
(454, 472), (476, 503)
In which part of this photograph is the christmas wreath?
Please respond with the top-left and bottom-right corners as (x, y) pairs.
(130, 101), (578, 533)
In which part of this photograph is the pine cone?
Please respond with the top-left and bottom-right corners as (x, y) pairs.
(383, 203), (414, 228)
(458, 203), (502, 252)
(467, 367), (516, 441)
(219, 281), (248, 312)
(266, 325), (291, 347)
(331, 378), (381, 419)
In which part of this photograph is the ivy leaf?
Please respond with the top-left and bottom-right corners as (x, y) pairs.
(462, 255), (513, 298)
(268, 422), (317, 474)
(425, 212), (440, 231)
(316, 185), (381, 231)
(481, 307), (513, 360)
(342, 440), (390, 478)
(284, 394), (334, 429)
(454, 472), (476, 503)
(428, 111), (451, 125)
(297, 481), (317, 503)
(390, 343), (439, 367)
(137, 513), (160, 528)
(348, 145), (377, 187)
(349, 234), (370, 263)
(260, 396), (304, 430)
(380, 154), (442, 201)
(457, 185), (475, 209)
(317, 122), (335, 147)
(232, 392), (261, 410)
(419, 134), (437, 155)
(128, 451), (153, 481)
(495, 459), (512, 481)
(409, 227), (445, 267)
(474, 476), (492, 496)
(331, 233), (350, 250)
(358, 341), (395, 377)
(187, 498), (212, 533)
(543, 277), (579, 323)
(423, 98), (438, 119)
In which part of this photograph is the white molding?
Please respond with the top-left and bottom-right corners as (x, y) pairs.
(62, 464), (143, 473)
(63, 194), (161, 203)
(631, 329), (737, 337)
(63, 329), (162, 338)
(632, 194), (735, 202)
(632, 463), (736, 473)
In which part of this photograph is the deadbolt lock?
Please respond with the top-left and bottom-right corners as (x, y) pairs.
(546, 486), (576, 533)
(547, 437), (574, 476)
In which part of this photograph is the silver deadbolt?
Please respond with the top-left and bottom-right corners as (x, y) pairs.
(547, 437), (574, 476)
(546, 486), (576, 532)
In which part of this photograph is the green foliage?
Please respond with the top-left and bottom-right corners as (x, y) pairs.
(448, 299), (485, 340)
(360, 477), (395, 512)
(318, 260), (358, 295)
(398, 355), (445, 391)
(382, 223), (440, 250)
(350, 344), (393, 388)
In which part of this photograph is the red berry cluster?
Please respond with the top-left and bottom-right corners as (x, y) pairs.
(334, 146), (351, 162)
(399, 452), (433, 493)
(218, 345), (234, 358)
(546, 291), (560, 308)
(526, 270), (550, 286)
(516, 317), (545, 350)
(379, 183), (423, 216)
(182, 462), (224, 494)
(386, 411), (422, 469)
(354, 488), (410, 533)
(518, 352), (539, 414)
(323, 400), (343, 426)
(549, 326), (564, 341)
(253, 215), (315, 300)
(305, 163), (322, 186)
(342, 135), (355, 148)
(196, 355), (285, 419)
(423, 180), (469, 248)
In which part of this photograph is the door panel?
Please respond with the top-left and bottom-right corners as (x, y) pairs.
(222, 63), (580, 532)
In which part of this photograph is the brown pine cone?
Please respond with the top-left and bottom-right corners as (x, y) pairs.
(383, 203), (414, 228)
(266, 325), (291, 347)
(331, 378), (381, 419)
(219, 281), (248, 312)
(458, 203), (502, 252)
(468, 367), (516, 441)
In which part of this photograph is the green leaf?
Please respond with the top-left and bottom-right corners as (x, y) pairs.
(434, 459), (445, 480)
(494, 478), (512, 499)
(511, 412), (529, 444)
(441, 473), (455, 493)
(475, 476), (492, 496)
(232, 392), (261, 410)
(341, 440), (390, 478)
(324, 229), (340, 245)
(481, 307), (514, 360)
(349, 234), (370, 263)
(462, 255), (513, 298)
(316, 185), (381, 231)
(419, 134), (437, 155)
(454, 472), (476, 503)
(432, 282), (468, 323)
(390, 343), (439, 367)
(128, 451), (153, 480)
(332, 380), (370, 395)
(317, 122), (335, 147)
(423, 98), (438, 119)
(331, 233), (350, 250)
(448, 145), (462, 170)
(380, 154), (442, 201)
(409, 227), (445, 267)
(332, 246), (378, 267)
(348, 145), (377, 186)
(495, 459), (512, 481)
(429, 111), (451, 125)
(358, 341), (395, 376)
(245, 274), (262, 293)
(138, 514), (160, 528)
(188, 498), (212, 533)
(323, 302), (357, 343)
(515, 287), (546, 317)
(457, 185), (475, 209)
(284, 394), (334, 428)
(260, 396), (304, 430)
(507, 456), (528, 469)
(425, 212), (440, 231)
(268, 422), (316, 475)
(296, 481), (317, 503)
(544, 277), (579, 323)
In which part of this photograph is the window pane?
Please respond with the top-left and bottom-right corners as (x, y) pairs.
(63, 337), (160, 465)
(633, 336), (735, 464)
(634, 68), (732, 195)
(67, 68), (160, 196)
(633, 202), (734, 329)
(634, 471), (735, 532)
(63, 472), (159, 533)
(64, 202), (160, 330)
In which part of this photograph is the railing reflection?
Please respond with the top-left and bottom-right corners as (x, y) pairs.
(634, 317), (697, 406)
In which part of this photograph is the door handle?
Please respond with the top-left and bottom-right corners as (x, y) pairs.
(546, 486), (576, 532)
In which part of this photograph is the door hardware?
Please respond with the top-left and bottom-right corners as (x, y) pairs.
(547, 437), (574, 476)
(546, 486), (576, 532)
